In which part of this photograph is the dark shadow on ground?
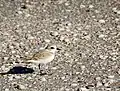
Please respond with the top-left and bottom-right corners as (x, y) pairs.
(0, 66), (34, 75)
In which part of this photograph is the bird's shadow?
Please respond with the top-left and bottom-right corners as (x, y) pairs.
(0, 66), (34, 75)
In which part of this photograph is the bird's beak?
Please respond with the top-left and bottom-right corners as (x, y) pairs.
(45, 45), (49, 49)
(57, 48), (61, 50)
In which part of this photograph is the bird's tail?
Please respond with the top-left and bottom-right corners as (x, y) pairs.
(20, 56), (31, 60)
(20, 56), (33, 64)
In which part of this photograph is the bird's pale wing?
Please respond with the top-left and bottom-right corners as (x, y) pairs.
(31, 51), (52, 60)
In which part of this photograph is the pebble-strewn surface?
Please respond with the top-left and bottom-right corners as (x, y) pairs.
(0, 0), (120, 91)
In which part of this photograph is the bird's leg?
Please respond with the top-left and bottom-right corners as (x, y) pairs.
(38, 64), (41, 70)
(38, 64), (42, 73)
(44, 64), (52, 74)
(38, 64), (46, 74)
(44, 64), (48, 70)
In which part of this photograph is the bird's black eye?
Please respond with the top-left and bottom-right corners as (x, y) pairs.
(50, 47), (54, 49)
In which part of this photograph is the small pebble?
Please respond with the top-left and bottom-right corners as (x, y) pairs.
(28, 36), (34, 40)
(65, 2), (69, 6)
(84, 35), (91, 40)
(64, 53), (69, 56)
(44, 39), (50, 43)
(71, 83), (78, 87)
(96, 77), (101, 81)
(80, 5), (85, 8)
(9, 45), (14, 49)
(81, 65), (85, 70)
(41, 77), (46, 81)
(105, 88), (111, 91)
(15, 75), (21, 79)
(77, 27), (82, 30)
(67, 22), (72, 26)
(76, 72), (80, 74)
(64, 38), (70, 43)
(25, 52), (29, 55)
(8, 76), (14, 81)
(61, 76), (65, 80)
(118, 69), (120, 74)
(66, 29), (70, 32)
(19, 84), (26, 90)
(117, 25), (120, 29)
(60, 36), (65, 41)
(104, 82), (109, 87)
(25, 13), (30, 17)
(80, 87), (89, 91)
(66, 88), (70, 91)
(5, 88), (9, 91)
(99, 34), (105, 38)
(59, 27), (65, 31)
(1, 65), (9, 71)
(17, 11), (23, 14)
(115, 18), (119, 22)
(11, 50), (16, 54)
(99, 19), (105, 23)
(112, 7), (117, 12)
(51, 31), (58, 36)
(27, 76), (32, 80)
(89, 5), (94, 8)
(117, 10), (120, 14)
(108, 75), (114, 79)
(99, 55), (108, 59)
(51, 67), (57, 70)
(85, 25), (91, 29)
(96, 81), (103, 87)
(58, 0), (66, 4)
(95, 10), (100, 13)
(4, 57), (9, 61)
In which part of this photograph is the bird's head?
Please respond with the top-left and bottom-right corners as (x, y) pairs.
(45, 45), (57, 54)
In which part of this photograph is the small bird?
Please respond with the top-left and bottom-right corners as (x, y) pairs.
(22, 45), (58, 72)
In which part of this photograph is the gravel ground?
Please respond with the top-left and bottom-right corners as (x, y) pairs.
(0, 0), (120, 91)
